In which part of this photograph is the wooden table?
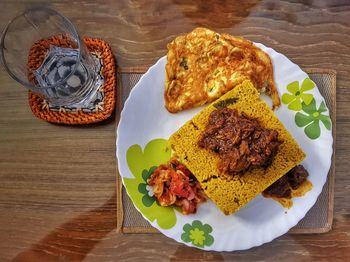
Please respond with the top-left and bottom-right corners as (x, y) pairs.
(0, 1), (349, 261)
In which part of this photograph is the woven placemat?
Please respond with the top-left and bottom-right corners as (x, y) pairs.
(27, 36), (116, 124)
(116, 68), (336, 234)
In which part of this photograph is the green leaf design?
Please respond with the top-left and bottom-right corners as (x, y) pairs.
(126, 145), (146, 183)
(288, 98), (302, 111)
(190, 228), (206, 247)
(181, 220), (215, 248)
(204, 235), (214, 246)
(285, 79), (331, 140)
(141, 169), (149, 182)
(287, 81), (299, 94)
(181, 223), (193, 243)
(138, 183), (148, 194)
(318, 101), (327, 113)
(183, 223), (192, 232)
(281, 93), (295, 104)
(283, 78), (316, 111)
(142, 194), (156, 207)
(295, 112), (313, 127)
(319, 114), (332, 130)
(301, 99), (317, 115)
(142, 166), (157, 182)
(181, 232), (191, 243)
(300, 77), (315, 92)
(192, 220), (202, 229)
(301, 93), (313, 105)
(304, 120), (321, 139)
(149, 166), (158, 175)
(124, 139), (176, 230)
(202, 223), (213, 234)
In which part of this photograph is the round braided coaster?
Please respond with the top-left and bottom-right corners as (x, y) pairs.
(27, 36), (116, 124)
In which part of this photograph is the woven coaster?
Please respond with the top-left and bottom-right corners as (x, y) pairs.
(27, 36), (116, 124)
(116, 68), (336, 234)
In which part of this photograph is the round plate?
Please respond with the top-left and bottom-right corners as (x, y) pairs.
(116, 43), (333, 251)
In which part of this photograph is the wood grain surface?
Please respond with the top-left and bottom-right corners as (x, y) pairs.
(0, 0), (349, 261)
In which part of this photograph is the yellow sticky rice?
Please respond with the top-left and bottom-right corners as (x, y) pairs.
(169, 80), (305, 215)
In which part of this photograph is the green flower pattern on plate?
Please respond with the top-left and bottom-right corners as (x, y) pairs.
(181, 220), (214, 248)
(282, 77), (315, 111)
(138, 166), (157, 207)
(295, 99), (331, 139)
(124, 138), (177, 229)
(282, 77), (332, 140)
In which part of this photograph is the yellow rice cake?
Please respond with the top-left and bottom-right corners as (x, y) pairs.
(169, 80), (305, 215)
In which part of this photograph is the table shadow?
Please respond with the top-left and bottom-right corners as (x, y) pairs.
(170, 245), (224, 261)
(13, 194), (117, 262)
(171, 0), (260, 28)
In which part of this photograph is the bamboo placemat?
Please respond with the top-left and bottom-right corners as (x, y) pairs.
(116, 68), (336, 234)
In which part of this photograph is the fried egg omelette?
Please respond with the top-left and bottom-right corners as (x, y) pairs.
(165, 28), (280, 113)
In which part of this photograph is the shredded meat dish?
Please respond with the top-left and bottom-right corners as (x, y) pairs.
(198, 108), (282, 175)
(263, 165), (309, 198)
(147, 158), (207, 214)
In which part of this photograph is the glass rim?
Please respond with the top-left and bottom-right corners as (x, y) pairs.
(0, 6), (82, 91)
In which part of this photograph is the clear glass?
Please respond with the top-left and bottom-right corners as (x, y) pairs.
(0, 7), (100, 107)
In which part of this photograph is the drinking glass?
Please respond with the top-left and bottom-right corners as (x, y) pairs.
(1, 7), (101, 107)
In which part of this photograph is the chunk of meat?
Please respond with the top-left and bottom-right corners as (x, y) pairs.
(263, 165), (309, 199)
(263, 175), (292, 198)
(287, 165), (309, 190)
(198, 108), (282, 175)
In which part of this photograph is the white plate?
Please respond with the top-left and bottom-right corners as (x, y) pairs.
(116, 43), (333, 251)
